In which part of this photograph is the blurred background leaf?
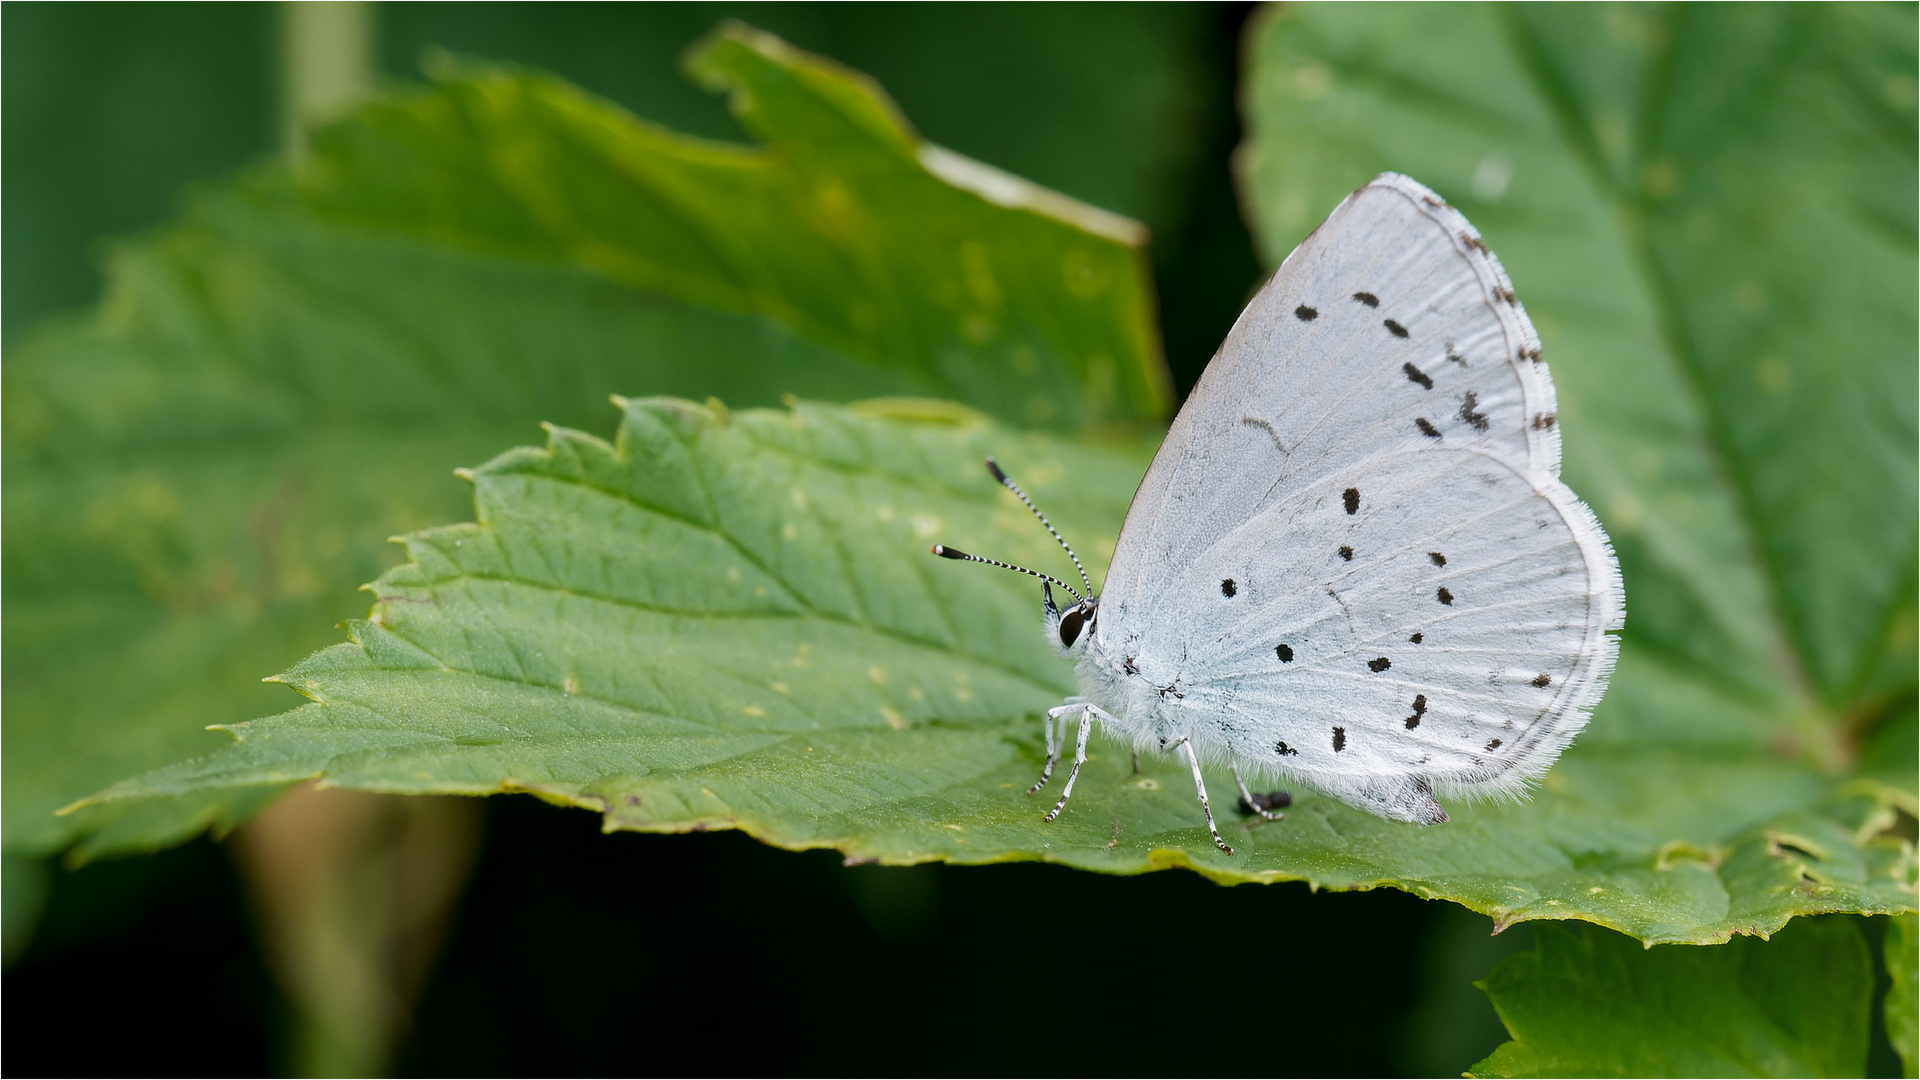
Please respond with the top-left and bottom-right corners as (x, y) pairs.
(1471, 917), (1873, 1077)
(1891, 912), (1919, 1078)
(292, 25), (1173, 428)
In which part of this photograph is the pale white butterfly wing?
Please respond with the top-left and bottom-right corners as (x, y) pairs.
(1094, 173), (1621, 823)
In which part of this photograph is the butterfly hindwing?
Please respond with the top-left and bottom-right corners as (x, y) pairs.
(1093, 174), (1620, 821)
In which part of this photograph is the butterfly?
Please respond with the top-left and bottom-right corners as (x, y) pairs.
(935, 173), (1622, 854)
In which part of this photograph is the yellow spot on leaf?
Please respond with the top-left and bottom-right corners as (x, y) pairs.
(959, 241), (1003, 308)
(881, 707), (906, 730)
(1290, 62), (1330, 99)
(868, 666), (886, 684)
(1641, 158), (1681, 199)
(1756, 355), (1790, 394)
(1887, 73), (1918, 110)
(743, 704), (765, 717)
(563, 677), (581, 695)
(1061, 248), (1109, 298)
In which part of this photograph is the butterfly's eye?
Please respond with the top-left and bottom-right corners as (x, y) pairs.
(1058, 608), (1086, 648)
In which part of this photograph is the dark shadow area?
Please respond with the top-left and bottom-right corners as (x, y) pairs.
(401, 795), (1439, 1076)
(2, 839), (281, 1076)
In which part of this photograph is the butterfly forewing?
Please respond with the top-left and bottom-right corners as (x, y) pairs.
(1095, 174), (1620, 822)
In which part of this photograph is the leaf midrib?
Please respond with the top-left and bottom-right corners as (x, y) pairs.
(1495, 4), (1824, 713)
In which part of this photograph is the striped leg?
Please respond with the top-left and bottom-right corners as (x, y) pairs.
(1042, 703), (1106, 822)
(1027, 706), (1064, 795)
(1178, 740), (1234, 855)
(1232, 763), (1286, 821)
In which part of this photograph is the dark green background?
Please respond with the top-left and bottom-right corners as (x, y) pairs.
(0, 5), (1901, 1076)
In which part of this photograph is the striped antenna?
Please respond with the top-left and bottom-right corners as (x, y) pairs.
(984, 457), (1094, 596)
(930, 545), (1083, 604)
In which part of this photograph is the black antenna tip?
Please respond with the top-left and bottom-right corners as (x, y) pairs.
(984, 457), (1009, 484)
(931, 544), (969, 559)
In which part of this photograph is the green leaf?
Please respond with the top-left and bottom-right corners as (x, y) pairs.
(290, 22), (1171, 430)
(1891, 913), (1918, 1078)
(1470, 917), (1872, 1077)
(82, 397), (1916, 942)
(3, 27), (1162, 860)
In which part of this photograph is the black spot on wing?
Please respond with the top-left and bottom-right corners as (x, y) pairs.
(1415, 417), (1441, 439)
(1533, 412), (1556, 430)
(1353, 291), (1379, 308)
(1276, 644), (1294, 663)
(1532, 673), (1552, 688)
(1275, 740), (1298, 756)
(1338, 545), (1353, 561)
(1367, 657), (1392, 673)
(1402, 362), (1433, 389)
(1221, 578), (1237, 598)
(1446, 343), (1467, 366)
(1522, 346), (1542, 363)
(1437, 587), (1454, 605)
(1459, 391), (1490, 432)
(1332, 727), (1347, 752)
(1384, 318), (1410, 338)
(1409, 632), (1423, 644)
(1295, 304), (1318, 321)
(1405, 694), (1427, 729)
(1486, 738), (1503, 751)
(1343, 487), (1360, 515)
(1429, 552), (1446, 566)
